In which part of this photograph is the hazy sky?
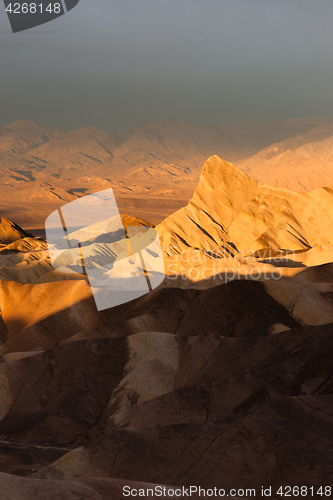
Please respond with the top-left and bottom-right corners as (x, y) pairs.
(1, 0), (333, 132)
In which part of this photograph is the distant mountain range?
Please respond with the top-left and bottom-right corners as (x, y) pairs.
(1, 116), (333, 228)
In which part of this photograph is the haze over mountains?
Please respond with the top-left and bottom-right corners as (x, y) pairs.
(1, 116), (333, 229)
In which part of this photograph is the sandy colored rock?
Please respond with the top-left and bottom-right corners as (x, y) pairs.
(0, 279), (97, 354)
(0, 218), (33, 245)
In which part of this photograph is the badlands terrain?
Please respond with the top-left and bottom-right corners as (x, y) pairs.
(1, 116), (333, 229)
(0, 150), (333, 498)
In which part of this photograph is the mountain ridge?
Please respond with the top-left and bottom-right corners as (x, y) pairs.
(1, 117), (333, 229)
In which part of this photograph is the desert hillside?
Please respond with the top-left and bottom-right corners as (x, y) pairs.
(236, 118), (333, 191)
(1, 156), (333, 323)
(0, 154), (333, 498)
